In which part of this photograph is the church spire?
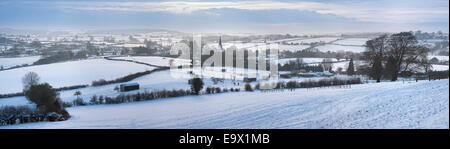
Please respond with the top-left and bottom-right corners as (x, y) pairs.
(218, 36), (223, 50)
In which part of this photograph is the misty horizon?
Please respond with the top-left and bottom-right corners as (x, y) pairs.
(0, 0), (449, 34)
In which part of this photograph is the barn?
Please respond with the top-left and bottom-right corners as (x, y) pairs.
(119, 83), (140, 92)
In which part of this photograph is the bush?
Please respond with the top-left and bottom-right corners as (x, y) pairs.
(206, 87), (213, 94)
(72, 98), (86, 106)
(286, 81), (297, 90)
(245, 84), (253, 91)
(215, 88), (221, 93)
(90, 95), (98, 104)
(24, 83), (70, 120)
(190, 77), (204, 95)
(91, 79), (107, 86)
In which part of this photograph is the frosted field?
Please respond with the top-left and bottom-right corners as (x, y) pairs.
(0, 56), (41, 69)
(428, 56), (449, 62)
(332, 38), (369, 46)
(0, 58), (155, 94)
(331, 60), (364, 72)
(286, 37), (340, 44)
(0, 68), (268, 106)
(206, 42), (268, 51)
(3, 79), (447, 129)
(315, 44), (366, 53)
(0, 70), (191, 106)
(115, 43), (146, 48)
(431, 64), (449, 71)
(279, 58), (340, 65)
(111, 56), (191, 67)
(278, 44), (311, 52)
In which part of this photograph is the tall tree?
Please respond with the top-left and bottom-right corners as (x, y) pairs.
(190, 76), (204, 95)
(386, 32), (429, 81)
(22, 72), (40, 91)
(364, 35), (387, 82)
(347, 58), (355, 76)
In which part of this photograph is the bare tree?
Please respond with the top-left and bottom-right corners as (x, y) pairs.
(22, 72), (40, 91)
(385, 32), (429, 81)
(364, 34), (388, 82)
(322, 58), (333, 72)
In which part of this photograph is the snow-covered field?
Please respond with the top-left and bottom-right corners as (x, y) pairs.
(315, 44), (366, 53)
(0, 68), (259, 106)
(0, 58), (154, 94)
(331, 60), (365, 72)
(2, 79), (447, 129)
(429, 55), (449, 62)
(0, 56), (41, 69)
(111, 56), (190, 67)
(332, 38), (369, 46)
(279, 58), (340, 65)
(0, 70), (191, 106)
(286, 37), (340, 44)
(278, 44), (310, 52)
(431, 64), (449, 71)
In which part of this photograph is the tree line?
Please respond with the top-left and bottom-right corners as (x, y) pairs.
(363, 32), (431, 82)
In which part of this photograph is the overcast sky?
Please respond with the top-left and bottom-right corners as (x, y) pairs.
(0, 0), (448, 34)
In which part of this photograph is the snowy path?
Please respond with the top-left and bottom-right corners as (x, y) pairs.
(1, 79), (448, 129)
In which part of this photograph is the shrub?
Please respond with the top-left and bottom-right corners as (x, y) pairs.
(286, 81), (297, 90)
(245, 84), (253, 91)
(215, 88), (221, 93)
(206, 87), (212, 94)
(190, 77), (204, 95)
(24, 83), (70, 119)
(72, 98), (86, 106)
(90, 95), (98, 104)
(92, 79), (107, 86)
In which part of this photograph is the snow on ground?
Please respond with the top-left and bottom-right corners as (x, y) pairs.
(0, 68), (262, 106)
(115, 43), (146, 48)
(278, 44), (311, 52)
(331, 60), (365, 72)
(0, 70), (191, 106)
(431, 64), (449, 71)
(111, 56), (191, 67)
(286, 37), (340, 44)
(2, 79), (447, 129)
(0, 56), (41, 69)
(0, 58), (155, 94)
(428, 55), (449, 62)
(315, 44), (366, 53)
(332, 38), (369, 46)
(279, 58), (339, 65)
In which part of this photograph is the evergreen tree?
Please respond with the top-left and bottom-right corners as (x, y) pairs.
(371, 56), (383, 82)
(190, 77), (204, 95)
(347, 58), (355, 76)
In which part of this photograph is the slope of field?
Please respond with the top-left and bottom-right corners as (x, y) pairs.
(332, 38), (369, 46)
(279, 58), (339, 65)
(431, 64), (449, 71)
(278, 44), (311, 52)
(0, 56), (41, 69)
(428, 55), (449, 63)
(315, 44), (366, 53)
(2, 79), (447, 129)
(0, 58), (155, 94)
(286, 37), (340, 44)
(111, 56), (190, 67)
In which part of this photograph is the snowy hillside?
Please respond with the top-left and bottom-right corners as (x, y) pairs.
(0, 56), (41, 69)
(111, 56), (190, 67)
(315, 44), (366, 53)
(332, 38), (369, 46)
(0, 58), (155, 94)
(2, 79), (448, 129)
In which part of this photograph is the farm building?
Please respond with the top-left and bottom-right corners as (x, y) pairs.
(119, 83), (140, 92)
